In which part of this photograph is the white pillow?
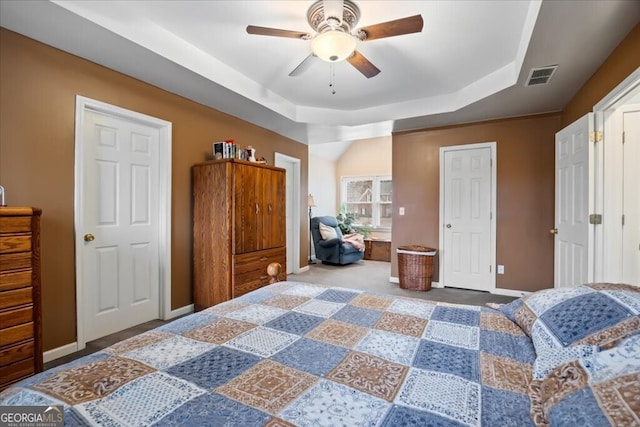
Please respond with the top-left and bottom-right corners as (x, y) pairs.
(319, 222), (338, 240)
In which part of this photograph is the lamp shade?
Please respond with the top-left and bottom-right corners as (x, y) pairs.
(308, 194), (317, 207)
(311, 30), (356, 62)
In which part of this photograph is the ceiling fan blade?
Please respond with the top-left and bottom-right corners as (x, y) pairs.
(323, 0), (344, 22)
(289, 54), (319, 77)
(246, 25), (310, 39)
(347, 50), (381, 78)
(357, 15), (423, 41)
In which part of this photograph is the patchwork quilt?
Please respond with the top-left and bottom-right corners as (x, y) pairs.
(0, 281), (539, 426)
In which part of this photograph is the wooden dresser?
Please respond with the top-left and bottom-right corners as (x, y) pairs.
(193, 159), (286, 310)
(0, 207), (42, 391)
(364, 239), (391, 262)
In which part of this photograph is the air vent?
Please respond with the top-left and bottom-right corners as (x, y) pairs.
(525, 65), (558, 86)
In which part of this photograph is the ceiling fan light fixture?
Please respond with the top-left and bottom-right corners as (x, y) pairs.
(311, 30), (356, 62)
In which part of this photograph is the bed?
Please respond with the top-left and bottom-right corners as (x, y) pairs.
(1, 280), (638, 426)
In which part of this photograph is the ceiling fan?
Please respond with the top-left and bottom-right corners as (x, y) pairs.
(246, 0), (423, 78)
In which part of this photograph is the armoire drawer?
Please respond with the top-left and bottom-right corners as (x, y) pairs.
(233, 247), (286, 297)
(234, 247), (286, 273)
(234, 273), (271, 297)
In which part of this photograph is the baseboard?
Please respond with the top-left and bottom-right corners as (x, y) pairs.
(491, 288), (531, 298)
(390, 277), (526, 296)
(164, 304), (193, 320)
(43, 342), (79, 363)
(45, 305), (194, 363)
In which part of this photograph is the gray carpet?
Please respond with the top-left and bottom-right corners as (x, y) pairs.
(288, 259), (517, 306)
(46, 260), (516, 370)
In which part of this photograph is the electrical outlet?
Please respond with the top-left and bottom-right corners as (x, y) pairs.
(497, 265), (505, 275)
(399, 207), (405, 216)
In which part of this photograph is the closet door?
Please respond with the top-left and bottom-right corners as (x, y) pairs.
(553, 113), (593, 287)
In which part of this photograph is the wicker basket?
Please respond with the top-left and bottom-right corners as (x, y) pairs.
(397, 245), (437, 291)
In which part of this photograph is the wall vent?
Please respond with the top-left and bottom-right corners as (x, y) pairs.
(525, 65), (558, 86)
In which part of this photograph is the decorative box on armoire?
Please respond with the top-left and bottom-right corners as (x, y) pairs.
(0, 207), (43, 391)
(193, 159), (286, 310)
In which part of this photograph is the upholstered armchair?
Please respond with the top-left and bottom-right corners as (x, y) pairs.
(310, 216), (364, 265)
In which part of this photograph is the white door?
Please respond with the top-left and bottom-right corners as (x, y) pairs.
(441, 145), (494, 291)
(81, 109), (160, 342)
(622, 106), (640, 283)
(554, 113), (593, 287)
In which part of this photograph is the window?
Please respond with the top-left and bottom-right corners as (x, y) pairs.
(341, 175), (392, 229)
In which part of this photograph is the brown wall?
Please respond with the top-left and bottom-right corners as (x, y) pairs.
(392, 114), (560, 292)
(0, 29), (308, 351)
(562, 24), (640, 126)
(390, 23), (640, 293)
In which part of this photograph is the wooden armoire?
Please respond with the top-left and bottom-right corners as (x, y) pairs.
(0, 207), (43, 391)
(193, 159), (286, 310)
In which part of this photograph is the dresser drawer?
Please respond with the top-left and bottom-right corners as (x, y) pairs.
(0, 235), (32, 254)
(0, 357), (35, 391)
(0, 322), (33, 347)
(0, 207), (41, 388)
(0, 305), (33, 329)
(0, 340), (34, 366)
(0, 252), (32, 271)
(0, 270), (32, 292)
(0, 287), (32, 310)
(0, 216), (32, 234)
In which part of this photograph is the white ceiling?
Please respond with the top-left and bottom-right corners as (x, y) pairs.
(1, 0), (639, 146)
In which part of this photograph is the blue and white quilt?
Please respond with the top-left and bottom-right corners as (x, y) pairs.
(1, 281), (539, 426)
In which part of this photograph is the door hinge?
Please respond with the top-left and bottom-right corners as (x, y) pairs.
(589, 213), (602, 225)
(589, 131), (603, 143)
(489, 265), (492, 273)
(622, 131), (625, 144)
(622, 214), (625, 226)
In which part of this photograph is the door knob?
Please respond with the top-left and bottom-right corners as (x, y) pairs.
(549, 228), (558, 235)
(445, 224), (452, 228)
(84, 233), (95, 242)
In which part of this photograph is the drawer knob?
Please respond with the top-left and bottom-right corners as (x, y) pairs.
(84, 233), (95, 242)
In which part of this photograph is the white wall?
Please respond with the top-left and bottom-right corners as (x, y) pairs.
(308, 154), (337, 217)
(308, 153), (337, 259)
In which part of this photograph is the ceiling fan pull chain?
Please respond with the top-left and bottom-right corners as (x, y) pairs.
(329, 63), (336, 95)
